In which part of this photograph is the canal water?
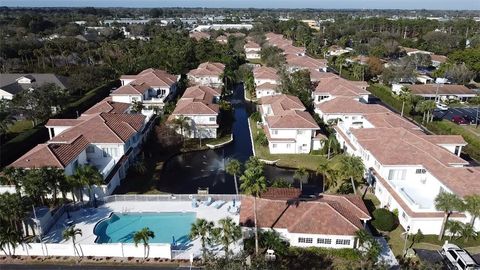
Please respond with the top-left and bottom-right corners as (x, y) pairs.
(158, 84), (322, 194)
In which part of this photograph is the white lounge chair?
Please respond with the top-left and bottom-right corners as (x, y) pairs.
(212, 200), (225, 209)
(204, 197), (214, 206)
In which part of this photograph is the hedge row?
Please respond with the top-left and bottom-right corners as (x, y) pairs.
(0, 80), (119, 168)
(367, 84), (412, 116)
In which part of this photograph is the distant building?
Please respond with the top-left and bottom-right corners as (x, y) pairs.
(253, 66), (281, 98)
(192, 24), (253, 32)
(392, 83), (477, 102)
(0, 74), (69, 100)
(244, 41), (261, 60)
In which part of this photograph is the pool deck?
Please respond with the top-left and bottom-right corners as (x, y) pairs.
(42, 199), (242, 259)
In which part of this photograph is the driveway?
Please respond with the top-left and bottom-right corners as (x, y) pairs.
(374, 237), (399, 269)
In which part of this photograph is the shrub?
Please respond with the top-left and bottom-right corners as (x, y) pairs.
(371, 208), (397, 232)
(255, 130), (268, 146)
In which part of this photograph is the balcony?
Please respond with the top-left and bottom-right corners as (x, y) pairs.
(90, 158), (116, 179)
(389, 180), (436, 211)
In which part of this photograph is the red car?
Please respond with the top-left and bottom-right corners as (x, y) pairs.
(451, 115), (468, 125)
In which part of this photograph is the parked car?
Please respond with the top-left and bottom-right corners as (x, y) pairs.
(452, 115), (468, 125)
(441, 243), (480, 270)
(436, 102), (449, 111)
(462, 115), (476, 125)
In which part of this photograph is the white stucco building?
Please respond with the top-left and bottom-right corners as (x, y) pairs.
(169, 85), (221, 139)
(258, 95), (323, 154)
(316, 95), (480, 235)
(253, 66), (281, 98)
(111, 68), (178, 110)
(244, 41), (261, 60)
(187, 62), (225, 88)
(240, 188), (371, 249)
(10, 98), (153, 196)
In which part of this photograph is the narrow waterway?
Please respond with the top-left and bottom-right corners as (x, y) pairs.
(158, 84), (322, 194)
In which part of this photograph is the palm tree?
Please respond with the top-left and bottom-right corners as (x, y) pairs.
(316, 160), (330, 192)
(63, 225), (82, 257)
(399, 87), (412, 117)
(434, 192), (463, 241)
(340, 155), (365, 195)
(240, 156), (267, 254)
(189, 218), (214, 262)
(0, 113), (14, 136)
(225, 159), (241, 196)
(424, 100), (437, 123)
(131, 101), (145, 113)
(464, 195), (480, 226)
(446, 220), (463, 240)
(0, 226), (21, 257)
(355, 229), (381, 267)
(133, 227), (155, 259)
(173, 115), (191, 144)
(72, 165), (103, 207)
(212, 217), (241, 258)
(461, 224), (478, 243)
(293, 167), (308, 191)
(416, 101), (429, 124)
(259, 230), (288, 256)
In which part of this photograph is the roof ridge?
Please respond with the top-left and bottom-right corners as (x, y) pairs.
(324, 201), (362, 230)
(100, 115), (127, 142)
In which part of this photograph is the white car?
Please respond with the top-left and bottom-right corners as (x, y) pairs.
(436, 102), (449, 111)
(442, 243), (480, 270)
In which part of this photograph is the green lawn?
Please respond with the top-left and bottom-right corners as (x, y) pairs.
(249, 117), (327, 171)
(8, 120), (34, 134)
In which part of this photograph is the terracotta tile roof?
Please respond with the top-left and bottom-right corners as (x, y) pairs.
(82, 97), (130, 115)
(261, 187), (301, 200)
(253, 66), (279, 81)
(11, 135), (89, 168)
(50, 113), (145, 144)
(111, 83), (149, 95)
(171, 85), (220, 116)
(316, 97), (388, 114)
(244, 41), (261, 50)
(420, 135), (467, 145)
(351, 127), (480, 197)
(314, 76), (370, 96)
(133, 69), (177, 87)
(310, 70), (338, 82)
(256, 82), (278, 90)
(240, 195), (369, 235)
(282, 45), (306, 55)
(45, 119), (84, 127)
(215, 35), (228, 42)
(260, 95), (319, 129)
(286, 55), (327, 70)
(408, 84), (475, 96)
(187, 62), (225, 77)
(363, 112), (420, 130)
(431, 54), (447, 63)
(189, 31), (211, 41)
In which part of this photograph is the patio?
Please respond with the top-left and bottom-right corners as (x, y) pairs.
(41, 197), (242, 259)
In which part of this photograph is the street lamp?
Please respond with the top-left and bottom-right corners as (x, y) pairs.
(403, 225), (411, 257)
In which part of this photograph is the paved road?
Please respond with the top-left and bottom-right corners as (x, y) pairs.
(0, 264), (200, 270)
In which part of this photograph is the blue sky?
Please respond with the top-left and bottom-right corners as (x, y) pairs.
(1, 0), (479, 10)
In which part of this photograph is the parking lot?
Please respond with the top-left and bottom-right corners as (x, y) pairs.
(433, 107), (480, 124)
(415, 249), (480, 269)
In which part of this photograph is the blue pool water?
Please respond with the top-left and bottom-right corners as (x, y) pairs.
(94, 212), (196, 245)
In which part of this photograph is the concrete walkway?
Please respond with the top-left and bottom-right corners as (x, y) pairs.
(375, 237), (399, 269)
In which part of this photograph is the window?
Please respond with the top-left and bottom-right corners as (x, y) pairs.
(72, 159), (79, 170)
(102, 148), (118, 157)
(286, 144), (291, 149)
(388, 169), (407, 181)
(86, 145), (95, 153)
(402, 212), (408, 221)
(297, 130), (304, 135)
(298, 237), (313, 243)
(335, 239), (351, 245)
(272, 144), (277, 148)
(209, 117), (216, 122)
(415, 168), (426, 174)
(317, 238), (332, 244)
(272, 130), (278, 135)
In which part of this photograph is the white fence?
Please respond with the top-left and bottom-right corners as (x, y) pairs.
(13, 242), (171, 259)
(102, 194), (242, 203)
(0, 185), (16, 194)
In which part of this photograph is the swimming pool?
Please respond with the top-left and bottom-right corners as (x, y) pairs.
(94, 212), (196, 245)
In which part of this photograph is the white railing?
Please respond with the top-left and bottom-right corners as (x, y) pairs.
(101, 194), (242, 204)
